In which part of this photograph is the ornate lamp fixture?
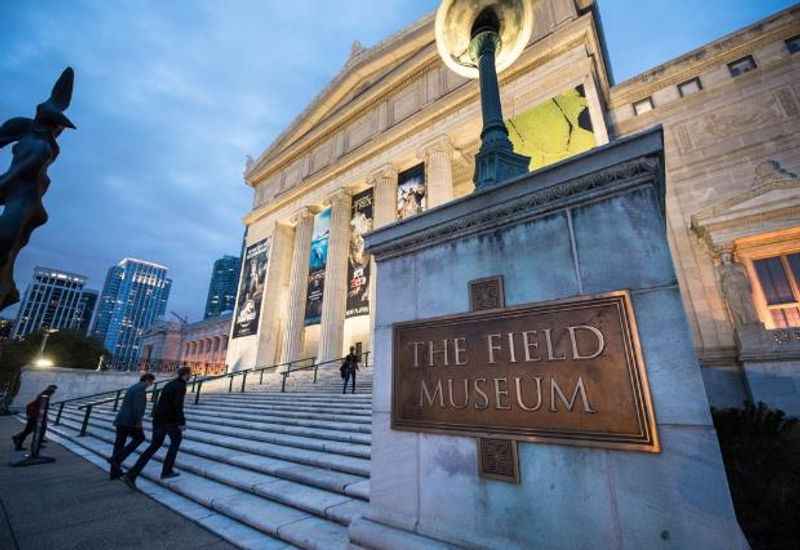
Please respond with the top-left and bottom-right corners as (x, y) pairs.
(435, 0), (533, 189)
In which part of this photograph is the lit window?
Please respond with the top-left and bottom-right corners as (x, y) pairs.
(633, 97), (654, 116)
(787, 35), (800, 54)
(753, 253), (800, 328)
(728, 56), (756, 77)
(678, 77), (702, 97)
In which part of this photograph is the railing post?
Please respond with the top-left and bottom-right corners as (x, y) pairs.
(281, 372), (287, 393)
(79, 405), (92, 437)
(113, 389), (122, 412)
(150, 389), (160, 417)
(259, 369), (264, 385)
(194, 381), (203, 405)
(55, 403), (65, 426)
(313, 364), (318, 384)
(228, 374), (234, 393)
(241, 371), (248, 393)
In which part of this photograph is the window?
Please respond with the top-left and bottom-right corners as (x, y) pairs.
(787, 35), (800, 54)
(728, 56), (756, 77)
(633, 97), (654, 116)
(678, 77), (702, 97)
(753, 253), (800, 328)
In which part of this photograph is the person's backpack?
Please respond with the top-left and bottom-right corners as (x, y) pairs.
(340, 358), (349, 379)
(25, 397), (40, 418)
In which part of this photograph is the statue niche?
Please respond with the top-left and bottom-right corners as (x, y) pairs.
(718, 252), (760, 328)
(0, 67), (76, 311)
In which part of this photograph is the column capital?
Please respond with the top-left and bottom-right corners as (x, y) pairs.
(416, 134), (454, 161)
(367, 163), (398, 184)
(324, 187), (352, 208)
(289, 205), (318, 225)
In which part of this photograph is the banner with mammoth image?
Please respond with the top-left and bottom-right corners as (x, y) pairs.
(346, 188), (374, 318)
(304, 207), (331, 326)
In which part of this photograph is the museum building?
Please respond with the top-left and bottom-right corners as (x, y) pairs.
(226, 0), (800, 413)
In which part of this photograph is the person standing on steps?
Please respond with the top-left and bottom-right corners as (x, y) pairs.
(342, 346), (360, 394)
(123, 366), (191, 488)
(12, 385), (57, 450)
(109, 373), (155, 480)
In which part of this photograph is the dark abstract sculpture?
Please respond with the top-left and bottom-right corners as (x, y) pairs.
(0, 67), (75, 311)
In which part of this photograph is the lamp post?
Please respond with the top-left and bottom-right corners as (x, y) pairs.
(435, 0), (533, 189)
(35, 328), (58, 367)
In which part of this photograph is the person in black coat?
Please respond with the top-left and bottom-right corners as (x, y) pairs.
(12, 384), (57, 451)
(123, 367), (191, 487)
(342, 347), (360, 394)
(109, 373), (155, 480)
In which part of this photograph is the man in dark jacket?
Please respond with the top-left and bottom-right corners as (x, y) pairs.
(342, 347), (360, 394)
(123, 366), (191, 487)
(109, 373), (155, 479)
(12, 384), (57, 451)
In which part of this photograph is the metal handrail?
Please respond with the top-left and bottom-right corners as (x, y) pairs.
(59, 351), (370, 437)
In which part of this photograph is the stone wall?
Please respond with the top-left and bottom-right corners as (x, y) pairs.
(12, 367), (144, 408)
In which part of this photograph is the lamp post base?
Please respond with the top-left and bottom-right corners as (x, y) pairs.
(473, 146), (530, 189)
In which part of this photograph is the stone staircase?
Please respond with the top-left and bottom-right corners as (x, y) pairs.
(39, 366), (374, 549)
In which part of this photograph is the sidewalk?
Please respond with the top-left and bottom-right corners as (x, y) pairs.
(0, 416), (236, 550)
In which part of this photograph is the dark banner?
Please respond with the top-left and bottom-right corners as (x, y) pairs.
(304, 208), (331, 326)
(346, 188), (374, 318)
(232, 238), (270, 338)
(396, 163), (426, 220)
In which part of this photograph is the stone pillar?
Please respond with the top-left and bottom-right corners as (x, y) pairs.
(368, 165), (398, 355)
(255, 221), (295, 368)
(417, 135), (454, 209)
(371, 164), (398, 227)
(281, 207), (314, 364)
(318, 189), (352, 363)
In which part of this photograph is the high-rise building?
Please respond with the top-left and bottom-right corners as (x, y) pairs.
(204, 255), (241, 319)
(13, 267), (97, 338)
(91, 258), (172, 369)
(76, 289), (98, 336)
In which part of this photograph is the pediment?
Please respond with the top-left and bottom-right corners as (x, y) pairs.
(691, 160), (800, 249)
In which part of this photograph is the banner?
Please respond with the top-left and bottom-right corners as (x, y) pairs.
(304, 208), (331, 325)
(507, 84), (596, 171)
(396, 163), (426, 220)
(232, 238), (270, 338)
(346, 188), (374, 318)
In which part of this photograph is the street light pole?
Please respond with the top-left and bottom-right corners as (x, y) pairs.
(36, 328), (58, 366)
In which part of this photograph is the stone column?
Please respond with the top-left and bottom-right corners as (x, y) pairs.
(318, 189), (352, 363)
(281, 207), (314, 364)
(368, 165), (398, 355)
(255, 221), (295, 368)
(417, 135), (454, 209)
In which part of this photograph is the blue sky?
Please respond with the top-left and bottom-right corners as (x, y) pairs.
(0, 0), (794, 322)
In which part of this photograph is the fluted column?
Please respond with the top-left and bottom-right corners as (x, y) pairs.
(418, 135), (454, 208)
(318, 189), (352, 363)
(281, 207), (315, 363)
(255, 221), (294, 367)
(368, 165), (398, 355)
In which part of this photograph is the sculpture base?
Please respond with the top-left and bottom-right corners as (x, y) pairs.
(473, 146), (530, 189)
(360, 128), (749, 550)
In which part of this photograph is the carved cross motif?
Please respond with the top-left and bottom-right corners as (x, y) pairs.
(478, 438), (519, 483)
(469, 275), (505, 312)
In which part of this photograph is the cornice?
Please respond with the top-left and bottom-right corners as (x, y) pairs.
(609, 6), (800, 108)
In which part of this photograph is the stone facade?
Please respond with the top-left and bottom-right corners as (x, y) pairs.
(228, 1), (800, 413)
(140, 312), (231, 375)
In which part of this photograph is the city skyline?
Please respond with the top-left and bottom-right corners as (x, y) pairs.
(0, 0), (794, 321)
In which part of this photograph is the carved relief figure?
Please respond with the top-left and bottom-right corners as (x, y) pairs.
(0, 68), (76, 311)
(718, 252), (760, 327)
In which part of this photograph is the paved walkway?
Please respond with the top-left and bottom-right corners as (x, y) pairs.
(0, 416), (236, 550)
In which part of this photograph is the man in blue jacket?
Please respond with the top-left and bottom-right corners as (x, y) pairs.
(109, 373), (155, 479)
(124, 366), (191, 487)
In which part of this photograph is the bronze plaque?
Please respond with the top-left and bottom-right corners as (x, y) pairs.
(469, 275), (505, 311)
(478, 438), (520, 483)
(392, 291), (660, 453)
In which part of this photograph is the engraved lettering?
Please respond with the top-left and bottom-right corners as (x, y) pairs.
(410, 342), (425, 367)
(543, 328), (566, 361)
(487, 334), (502, 364)
(474, 377), (489, 409)
(522, 330), (541, 362)
(568, 325), (606, 360)
(514, 376), (542, 411)
(447, 378), (469, 409)
(454, 337), (468, 366)
(549, 377), (597, 413)
(507, 333), (517, 363)
(419, 379), (444, 408)
(428, 339), (449, 367)
(494, 377), (511, 410)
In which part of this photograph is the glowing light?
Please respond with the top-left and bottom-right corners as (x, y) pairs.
(34, 358), (54, 368)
